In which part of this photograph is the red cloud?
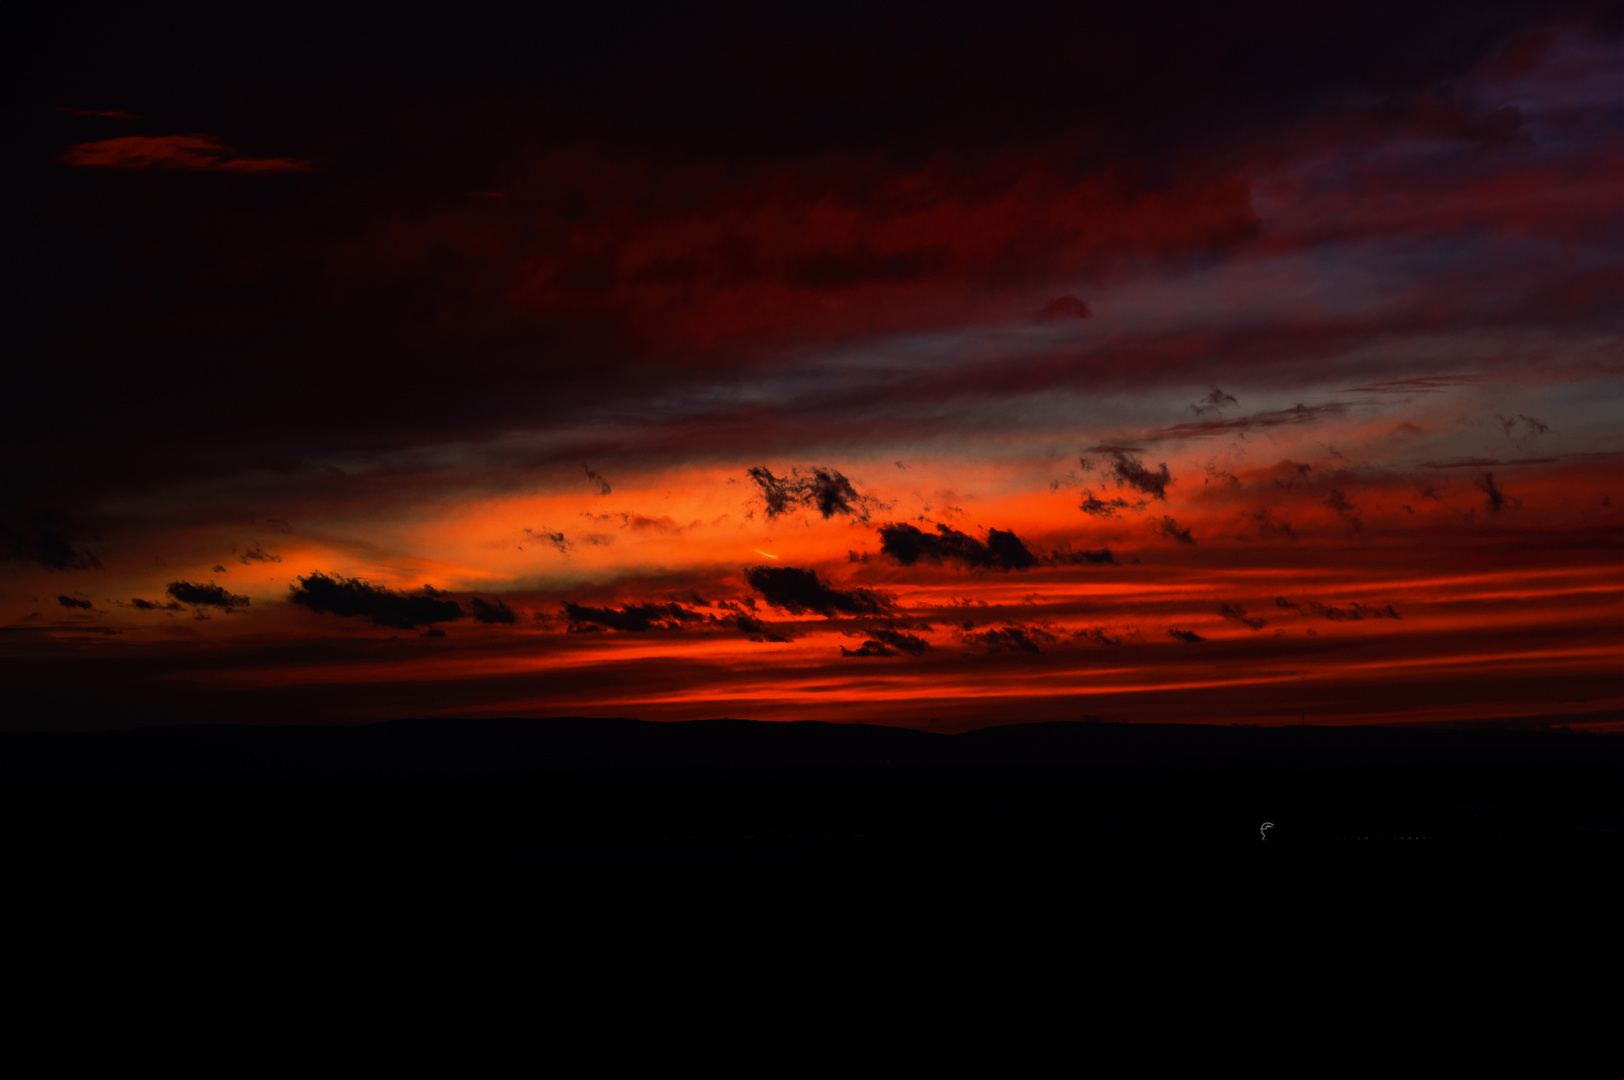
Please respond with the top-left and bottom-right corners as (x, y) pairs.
(61, 135), (312, 173)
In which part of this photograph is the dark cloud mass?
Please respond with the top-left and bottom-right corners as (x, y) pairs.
(877, 523), (1037, 571)
(748, 467), (870, 520)
(130, 598), (182, 611)
(239, 542), (281, 565)
(1168, 629), (1205, 644)
(1276, 597), (1402, 621)
(470, 597), (517, 625)
(562, 602), (705, 632)
(167, 581), (250, 611)
(288, 573), (462, 629)
(745, 566), (893, 616)
(56, 595), (92, 609)
(1218, 603), (1267, 630)
(1109, 452), (1173, 500)
(1151, 516), (1196, 545)
(967, 625), (1052, 655)
(1, 513), (101, 571)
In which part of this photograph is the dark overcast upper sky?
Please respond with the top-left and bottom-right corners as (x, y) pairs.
(4, 1), (1621, 730)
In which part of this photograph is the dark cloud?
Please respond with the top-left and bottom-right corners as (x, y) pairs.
(288, 573), (462, 629)
(1079, 492), (1139, 519)
(1251, 509), (1297, 540)
(1150, 516), (1196, 544)
(61, 135), (313, 172)
(728, 613), (792, 643)
(1496, 414), (1549, 438)
(470, 596), (517, 625)
(56, 595), (92, 610)
(1036, 295), (1091, 321)
(562, 601), (705, 632)
(1476, 472), (1519, 512)
(1275, 597), (1402, 621)
(1191, 387), (1239, 415)
(1218, 603), (1266, 630)
(1108, 451), (1173, 500)
(747, 466), (872, 521)
(866, 628), (931, 656)
(524, 528), (571, 553)
(239, 541), (281, 564)
(1049, 544), (1117, 565)
(0, 512), (101, 571)
(1325, 489), (1358, 516)
(967, 625), (1052, 655)
(745, 566), (893, 616)
(877, 522), (1036, 571)
(1143, 403), (1349, 443)
(167, 581), (250, 611)
(1075, 627), (1121, 646)
(582, 465), (612, 495)
(1167, 628), (1205, 644)
(130, 598), (183, 611)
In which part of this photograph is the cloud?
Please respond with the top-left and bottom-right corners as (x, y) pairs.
(561, 601), (706, 632)
(1217, 603), (1266, 630)
(1496, 414), (1549, 438)
(0, 511), (101, 571)
(130, 598), (183, 611)
(876, 522), (1037, 571)
(1079, 491), (1139, 518)
(1150, 516), (1196, 544)
(1275, 597), (1402, 621)
(582, 464), (611, 495)
(727, 613), (792, 643)
(1476, 472), (1520, 512)
(865, 627), (931, 656)
(57, 595), (92, 610)
(745, 566), (893, 616)
(1191, 387), (1239, 415)
(167, 580), (250, 611)
(1049, 544), (1117, 565)
(1251, 509), (1296, 540)
(470, 596), (517, 624)
(1167, 628), (1204, 644)
(1036, 295), (1091, 321)
(1108, 451), (1173, 500)
(288, 573), (463, 629)
(523, 528), (571, 553)
(1141, 403), (1348, 443)
(966, 625), (1053, 655)
(61, 135), (314, 172)
(747, 466), (875, 520)
(239, 541), (281, 564)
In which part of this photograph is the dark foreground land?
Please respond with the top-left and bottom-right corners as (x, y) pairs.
(7, 718), (1621, 1075)
(7, 716), (1621, 877)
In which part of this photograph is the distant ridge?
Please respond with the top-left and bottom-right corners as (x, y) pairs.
(5, 717), (1621, 782)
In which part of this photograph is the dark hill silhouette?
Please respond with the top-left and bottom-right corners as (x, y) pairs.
(5, 715), (1620, 782)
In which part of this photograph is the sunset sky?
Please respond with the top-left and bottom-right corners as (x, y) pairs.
(6, 1), (1621, 730)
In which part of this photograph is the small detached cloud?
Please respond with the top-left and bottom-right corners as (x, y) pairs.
(130, 597), (183, 611)
(877, 522), (1037, 571)
(1217, 603), (1266, 630)
(470, 597), (517, 625)
(167, 580), (250, 612)
(747, 466), (879, 521)
(239, 541), (281, 565)
(1167, 628), (1205, 644)
(57, 595), (93, 610)
(582, 464), (612, 495)
(1150, 516), (1196, 545)
(1107, 451), (1173, 500)
(62, 135), (314, 173)
(965, 624), (1055, 655)
(842, 626), (933, 658)
(1275, 597), (1401, 621)
(562, 602), (706, 632)
(1191, 387), (1239, 416)
(288, 573), (462, 629)
(746, 566), (893, 617)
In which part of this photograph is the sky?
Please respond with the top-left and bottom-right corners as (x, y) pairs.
(5, 1), (1621, 731)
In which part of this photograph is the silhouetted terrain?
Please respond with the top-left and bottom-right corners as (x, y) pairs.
(6, 718), (1620, 884)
